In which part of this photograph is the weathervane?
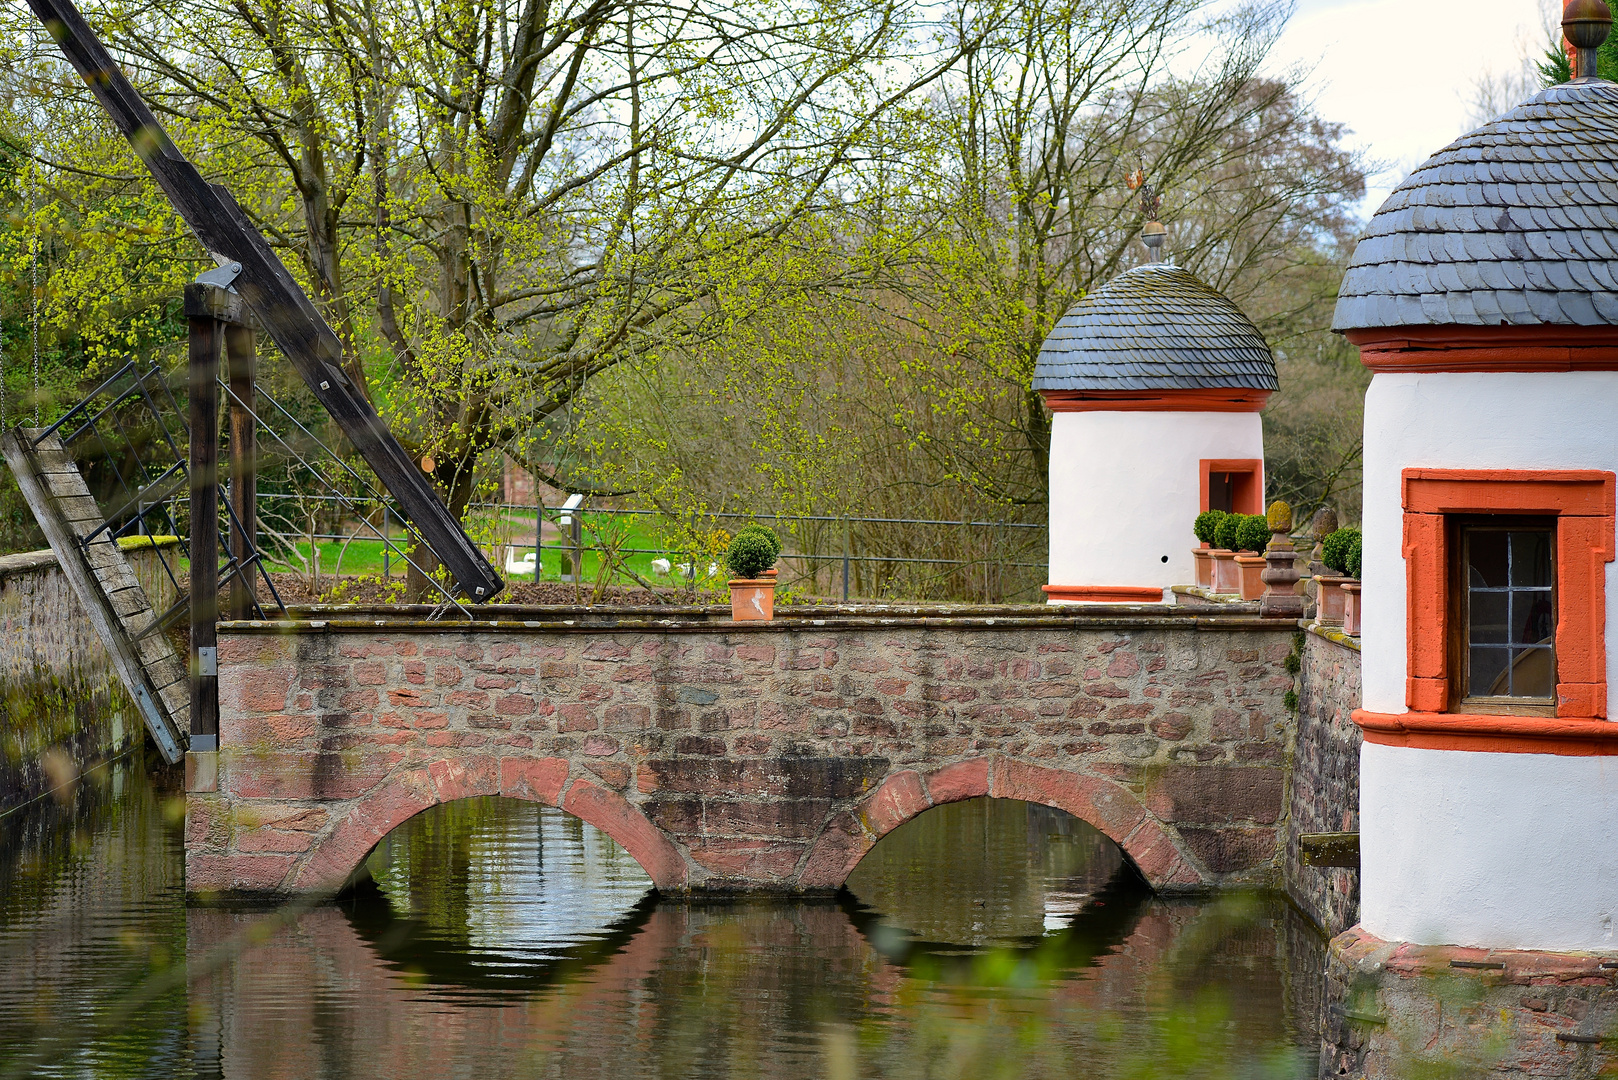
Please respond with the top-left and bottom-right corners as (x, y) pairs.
(1126, 167), (1166, 263)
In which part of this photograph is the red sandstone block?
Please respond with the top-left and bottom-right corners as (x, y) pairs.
(687, 839), (805, 881)
(736, 645), (775, 663)
(410, 712), (449, 730)
(429, 756), (500, 802)
(496, 694), (537, 717)
(562, 782), (686, 887)
(265, 716), (317, 743)
(388, 688), (431, 708)
(496, 734), (533, 748)
(402, 661), (426, 684)
(558, 704), (597, 732)
(991, 760), (1147, 840)
(583, 735), (620, 757)
(433, 665), (464, 687)
(925, 759), (990, 805)
(241, 670), (292, 713)
(477, 674), (518, 689)
(425, 731), (488, 748)
(501, 757), (570, 804)
(1107, 651), (1141, 678)
(445, 690), (491, 709)
(237, 828), (315, 854)
(339, 690), (380, 710)
(582, 641), (632, 661)
(224, 752), (394, 800)
(587, 762), (630, 789)
(799, 813), (870, 888)
(861, 770), (930, 837)
(605, 704), (651, 729)
(188, 853), (297, 894)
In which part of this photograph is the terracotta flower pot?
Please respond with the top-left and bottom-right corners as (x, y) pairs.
(1192, 546), (1213, 588)
(1315, 575), (1351, 626)
(1235, 554), (1267, 601)
(1210, 549), (1239, 594)
(729, 578), (775, 621)
(1342, 582), (1362, 636)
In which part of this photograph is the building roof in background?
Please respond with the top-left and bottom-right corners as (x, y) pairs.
(1031, 263), (1278, 392)
(1334, 79), (1618, 331)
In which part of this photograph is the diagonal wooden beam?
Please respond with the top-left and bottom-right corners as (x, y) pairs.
(28, 0), (504, 601)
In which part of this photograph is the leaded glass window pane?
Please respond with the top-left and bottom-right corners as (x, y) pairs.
(1465, 525), (1555, 701)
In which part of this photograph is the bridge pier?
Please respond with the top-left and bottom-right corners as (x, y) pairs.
(185, 606), (1297, 896)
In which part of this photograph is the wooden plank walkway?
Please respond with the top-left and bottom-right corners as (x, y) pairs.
(0, 429), (188, 763)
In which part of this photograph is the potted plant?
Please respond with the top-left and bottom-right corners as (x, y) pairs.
(1316, 526), (1361, 627)
(1211, 512), (1243, 594)
(737, 523), (782, 579)
(1341, 533), (1364, 636)
(726, 526), (779, 621)
(1233, 514), (1272, 601)
(1192, 510), (1226, 588)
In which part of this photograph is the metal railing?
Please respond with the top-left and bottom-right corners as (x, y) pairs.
(240, 492), (1049, 603)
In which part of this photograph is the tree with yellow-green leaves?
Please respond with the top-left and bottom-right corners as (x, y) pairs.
(0, 0), (981, 570)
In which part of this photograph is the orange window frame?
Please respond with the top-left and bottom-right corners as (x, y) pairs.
(1402, 469), (1615, 720)
(1200, 459), (1264, 516)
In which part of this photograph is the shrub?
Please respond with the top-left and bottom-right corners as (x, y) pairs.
(1234, 514), (1272, 555)
(737, 523), (782, 561)
(1322, 527), (1361, 576)
(725, 529), (778, 579)
(1194, 509), (1228, 546)
(1346, 533), (1363, 580)
(1213, 512), (1242, 551)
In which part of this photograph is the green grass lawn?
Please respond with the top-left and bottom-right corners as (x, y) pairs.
(249, 513), (710, 588)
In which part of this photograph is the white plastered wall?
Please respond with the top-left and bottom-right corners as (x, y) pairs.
(1047, 409), (1263, 601)
(1359, 370), (1618, 951)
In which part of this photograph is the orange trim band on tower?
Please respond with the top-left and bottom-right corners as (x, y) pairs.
(1349, 325), (1618, 373)
(1355, 709), (1618, 756)
(1040, 388), (1272, 413)
(1401, 469), (1616, 720)
(1042, 585), (1166, 603)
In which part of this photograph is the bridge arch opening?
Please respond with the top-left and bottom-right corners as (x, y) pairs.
(340, 796), (657, 992)
(292, 761), (687, 894)
(802, 759), (1206, 895)
(843, 796), (1146, 950)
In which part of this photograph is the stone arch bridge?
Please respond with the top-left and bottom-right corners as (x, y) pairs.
(185, 606), (1297, 896)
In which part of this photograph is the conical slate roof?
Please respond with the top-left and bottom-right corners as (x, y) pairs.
(1031, 263), (1277, 392)
(1333, 78), (1618, 330)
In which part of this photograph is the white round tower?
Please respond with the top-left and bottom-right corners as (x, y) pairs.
(1033, 261), (1277, 603)
(1335, 66), (1618, 951)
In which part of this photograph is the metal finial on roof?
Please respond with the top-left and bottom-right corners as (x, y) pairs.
(1565, 0), (1612, 80)
(1126, 167), (1165, 262)
(1141, 220), (1167, 263)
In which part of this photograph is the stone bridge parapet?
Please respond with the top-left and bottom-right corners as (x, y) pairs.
(186, 605), (1298, 895)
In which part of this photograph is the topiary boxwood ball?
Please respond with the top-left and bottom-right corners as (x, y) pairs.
(1321, 527), (1361, 576)
(1194, 509), (1227, 546)
(1234, 514), (1272, 555)
(1346, 533), (1363, 580)
(1213, 511), (1243, 551)
(737, 523), (782, 561)
(725, 529), (778, 580)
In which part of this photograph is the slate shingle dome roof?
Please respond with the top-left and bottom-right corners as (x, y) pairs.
(1031, 263), (1278, 392)
(1333, 78), (1618, 331)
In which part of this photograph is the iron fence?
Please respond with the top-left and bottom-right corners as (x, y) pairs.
(240, 491), (1050, 603)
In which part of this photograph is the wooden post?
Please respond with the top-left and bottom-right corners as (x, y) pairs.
(188, 314), (221, 747)
(225, 324), (256, 620)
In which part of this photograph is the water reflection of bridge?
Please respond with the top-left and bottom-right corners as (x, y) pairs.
(184, 796), (1322, 1079)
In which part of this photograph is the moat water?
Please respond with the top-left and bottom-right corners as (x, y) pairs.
(0, 753), (1324, 1079)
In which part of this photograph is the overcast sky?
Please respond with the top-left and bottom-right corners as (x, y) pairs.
(1263, 0), (1555, 218)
